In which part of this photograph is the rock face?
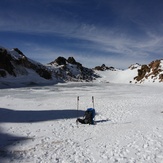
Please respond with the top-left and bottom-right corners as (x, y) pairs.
(94, 64), (116, 71)
(134, 60), (163, 83)
(0, 47), (52, 80)
(54, 56), (67, 65)
(0, 47), (98, 87)
(0, 48), (16, 77)
(48, 56), (98, 82)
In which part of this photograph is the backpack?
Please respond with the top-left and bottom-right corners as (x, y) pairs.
(84, 108), (95, 124)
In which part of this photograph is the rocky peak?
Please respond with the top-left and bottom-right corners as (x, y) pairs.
(49, 56), (82, 68)
(48, 56), (97, 82)
(134, 59), (163, 83)
(94, 64), (115, 71)
(13, 48), (26, 58)
(67, 57), (82, 68)
(53, 56), (67, 65)
(128, 63), (141, 70)
(67, 57), (76, 64)
(0, 47), (52, 80)
(0, 48), (16, 77)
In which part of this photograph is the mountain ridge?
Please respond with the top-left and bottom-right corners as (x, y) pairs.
(0, 47), (98, 87)
(0, 46), (163, 88)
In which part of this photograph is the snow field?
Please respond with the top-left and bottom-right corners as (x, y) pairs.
(0, 83), (163, 163)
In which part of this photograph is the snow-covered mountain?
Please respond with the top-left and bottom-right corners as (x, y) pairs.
(0, 46), (163, 88)
(0, 47), (52, 79)
(0, 47), (57, 87)
(47, 56), (98, 82)
(94, 60), (163, 84)
(0, 47), (97, 88)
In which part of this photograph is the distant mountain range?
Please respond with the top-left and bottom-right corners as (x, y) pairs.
(0, 46), (163, 88)
(0, 47), (98, 87)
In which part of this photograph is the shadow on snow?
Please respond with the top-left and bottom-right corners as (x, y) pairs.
(0, 108), (85, 123)
(95, 119), (110, 123)
(0, 127), (30, 162)
(0, 107), (84, 161)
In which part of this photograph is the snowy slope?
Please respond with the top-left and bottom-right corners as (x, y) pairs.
(94, 60), (163, 84)
(94, 68), (138, 84)
(0, 83), (163, 163)
(1, 46), (163, 162)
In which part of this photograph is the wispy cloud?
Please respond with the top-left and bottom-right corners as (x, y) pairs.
(1, 13), (162, 67)
(1, 0), (163, 68)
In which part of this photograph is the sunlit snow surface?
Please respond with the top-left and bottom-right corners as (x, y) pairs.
(0, 83), (163, 163)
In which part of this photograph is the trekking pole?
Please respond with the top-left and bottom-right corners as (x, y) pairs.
(92, 96), (96, 124)
(76, 96), (79, 126)
(77, 96), (79, 116)
(92, 96), (94, 108)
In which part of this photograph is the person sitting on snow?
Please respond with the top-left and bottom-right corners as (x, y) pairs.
(76, 108), (95, 125)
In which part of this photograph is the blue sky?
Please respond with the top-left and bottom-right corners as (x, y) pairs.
(0, 0), (163, 68)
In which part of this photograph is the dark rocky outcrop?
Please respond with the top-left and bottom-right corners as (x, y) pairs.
(48, 56), (99, 82)
(134, 59), (163, 83)
(94, 64), (115, 71)
(159, 74), (163, 82)
(0, 48), (16, 76)
(134, 65), (150, 81)
(54, 56), (67, 65)
(0, 47), (98, 85)
(67, 57), (77, 65)
(0, 48), (52, 80)
(0, 70), (7, 77)
(67, 57), (82, 68)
